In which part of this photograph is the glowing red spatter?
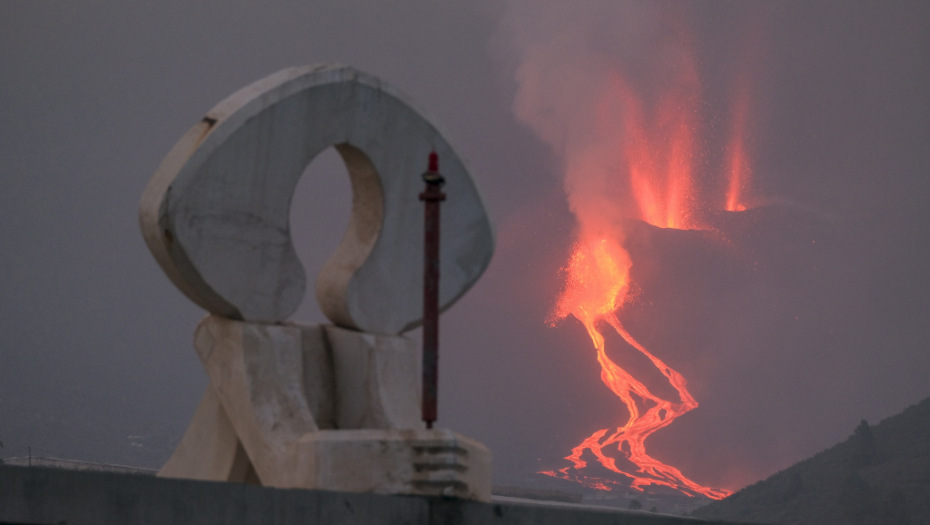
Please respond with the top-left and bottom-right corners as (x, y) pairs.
(726, 14), (765, 213)
(613, 69), (699, 230)
(726, 79), (751, 212)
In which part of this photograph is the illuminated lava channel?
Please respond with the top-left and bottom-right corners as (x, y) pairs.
(510, 6), (757, 500)
(543, 238), (730, 500)
(538, 41), (747, 502)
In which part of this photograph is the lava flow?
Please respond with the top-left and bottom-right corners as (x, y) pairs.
(539, 26), (753, 500)
(543, 236), (730, 500)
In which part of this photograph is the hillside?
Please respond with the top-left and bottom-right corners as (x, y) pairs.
(692, 396), (930, 524)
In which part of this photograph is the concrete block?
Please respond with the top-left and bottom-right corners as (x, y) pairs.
(194, 315), (327, 487)
(139, 64), (495, 333)
(326, 324), (422, 430)
(157, 386), (256, 483)
(162, 315), (491, 500)
(298, 429), (492, 502)
(300, 322), (337, 429)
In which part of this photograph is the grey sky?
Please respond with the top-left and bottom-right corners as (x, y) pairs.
(1, 1), (928, 492)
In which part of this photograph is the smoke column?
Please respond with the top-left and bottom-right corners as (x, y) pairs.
(502, 1), (754, 499)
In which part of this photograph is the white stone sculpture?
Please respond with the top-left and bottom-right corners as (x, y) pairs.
(140, 64), (493, 333)
(141, 65), (494, 501)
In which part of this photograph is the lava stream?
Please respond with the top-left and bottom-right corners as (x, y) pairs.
(543, 238), (731, 500)
(517, 7), (754, 501)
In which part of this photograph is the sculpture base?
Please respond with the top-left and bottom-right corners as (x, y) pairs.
(159, 316), (492, 501)
(300, 429), (491, 501)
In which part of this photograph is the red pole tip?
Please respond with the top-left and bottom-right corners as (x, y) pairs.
(428, 151), (439, 172)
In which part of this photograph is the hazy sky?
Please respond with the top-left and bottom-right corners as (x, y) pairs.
(1, 1), (928, 493)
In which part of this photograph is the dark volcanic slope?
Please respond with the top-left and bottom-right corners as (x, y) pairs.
(692, 397), (930, 525)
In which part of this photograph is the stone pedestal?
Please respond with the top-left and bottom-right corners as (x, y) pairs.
(299, 429), (491, 500)
(159, 315), (491, 502)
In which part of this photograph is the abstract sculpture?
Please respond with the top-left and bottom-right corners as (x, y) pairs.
(139, 65), (495, 500)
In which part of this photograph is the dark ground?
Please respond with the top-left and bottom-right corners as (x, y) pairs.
(693, 396), (930, 525)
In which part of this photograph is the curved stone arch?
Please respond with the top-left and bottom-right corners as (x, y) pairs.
(140, 64), (495, 334)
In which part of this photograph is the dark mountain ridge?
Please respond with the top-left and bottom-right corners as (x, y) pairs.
(693, 396), (930, 524)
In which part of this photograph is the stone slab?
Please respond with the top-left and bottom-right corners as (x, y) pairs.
(326, 324), (422, 430)
(193, 315), (324, 487)
(157, 386), (255, 483)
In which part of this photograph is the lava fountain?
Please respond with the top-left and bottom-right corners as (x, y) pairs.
(534, 20), (754, 500)
(506, 2), (759, 499)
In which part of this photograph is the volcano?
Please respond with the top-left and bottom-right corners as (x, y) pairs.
(542, 203), (845, 499)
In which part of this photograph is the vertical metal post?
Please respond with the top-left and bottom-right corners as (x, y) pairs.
(420, 151), (445, 429)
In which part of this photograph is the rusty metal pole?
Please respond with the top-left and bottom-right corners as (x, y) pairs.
(420, 151), (445, 429)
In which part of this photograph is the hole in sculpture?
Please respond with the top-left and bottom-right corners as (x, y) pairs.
(289, 147), (353, 325)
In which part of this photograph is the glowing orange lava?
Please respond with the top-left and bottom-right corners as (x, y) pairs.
(540, 30), (753, 501)
(726, 79), (751, 212)
(612, 67), (699, 230)
(544, 238), (730, 499)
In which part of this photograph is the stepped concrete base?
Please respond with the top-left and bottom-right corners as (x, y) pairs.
(299, 429), (491, 501)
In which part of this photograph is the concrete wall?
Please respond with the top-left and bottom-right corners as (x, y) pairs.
(0, 465), (747, 525)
